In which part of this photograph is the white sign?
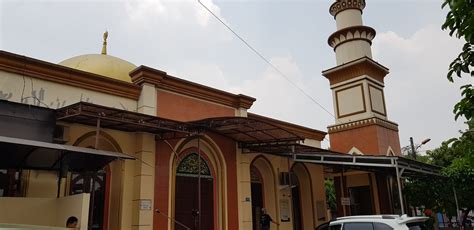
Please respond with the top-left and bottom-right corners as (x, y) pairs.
(279, 199), (290, 222)
(341, 197), (351, 206)
(139, 199), (152, 210)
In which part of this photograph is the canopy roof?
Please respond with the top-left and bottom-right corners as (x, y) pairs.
(0, 135), (134, 171)
(294, 153), (441, 176)
(55, 102), (440, 176)
(189, 116), (304, 144)
(56, 102), (192, 134)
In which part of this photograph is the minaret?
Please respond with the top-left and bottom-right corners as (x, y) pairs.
(323, 0), (401, 156)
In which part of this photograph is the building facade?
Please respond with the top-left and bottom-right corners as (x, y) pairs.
(0, 1), (425, 230)
(0, 33), (329, 230)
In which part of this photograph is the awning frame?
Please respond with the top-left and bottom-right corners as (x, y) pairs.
(0, 135), (134, 172)
(293, 153), (441, 176)
(56, 102), (193, 134)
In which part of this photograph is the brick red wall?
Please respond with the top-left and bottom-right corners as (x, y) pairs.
(329, 124), (401, 155)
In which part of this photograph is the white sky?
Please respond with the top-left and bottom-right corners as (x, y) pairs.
(0, 0), (470, 152)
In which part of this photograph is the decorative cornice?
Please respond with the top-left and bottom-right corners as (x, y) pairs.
(327, 117), (399, 133)
(0, 50), (141, 100)
(328, 25), (376, 50)
(248, 113), (327, 141)
(130, 65), (165, 86)
(330, 0), (366, 18)
(322, 57), (389, 85)
(131, 65), (256, 110)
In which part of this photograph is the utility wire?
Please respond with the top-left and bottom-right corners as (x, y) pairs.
(197, 0), (335, 118)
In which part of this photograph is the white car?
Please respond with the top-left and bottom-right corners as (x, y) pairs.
(315, 215), (429, 230)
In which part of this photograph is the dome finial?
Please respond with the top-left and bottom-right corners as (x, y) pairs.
(101, 31), (108, 55)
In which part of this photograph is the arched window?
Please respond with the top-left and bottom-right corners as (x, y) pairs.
(176, 153), (212, 178)
(250, 165), (262, 183)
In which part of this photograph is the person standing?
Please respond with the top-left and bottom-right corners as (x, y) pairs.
(261, 208), (279, 230)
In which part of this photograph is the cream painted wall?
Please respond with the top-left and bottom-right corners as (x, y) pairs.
(236, 150), (253, 230)
(292, 164), (314, 230)
(26, 170), (59, 198)
(332, 78), (388, 123)
(336, 85), (365, 117)
(0, 193), (90, 230)
(235, 108), (248, 117)
(368, 85), (386, 115)
(346, 173), (370, 188)
(66, 123), (137, 230)
(238, 153), (328, 230)
(306, 164), (327, 227)
(0, 71), (137, 110)
(301, 139), (321, 148)
(109, 160), (124, 230)
(0, 64), (143, 230)
(335, 9), (363, 30)
(335, 40), (372, 65)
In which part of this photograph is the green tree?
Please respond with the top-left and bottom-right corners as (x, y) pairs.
(405, 121), (474, 227)
(442, 0), (474, 122)
(444, 158), (474, 227)
(325, 179), (337, 213)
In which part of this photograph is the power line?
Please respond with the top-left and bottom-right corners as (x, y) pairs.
(196, 0), (335, 118)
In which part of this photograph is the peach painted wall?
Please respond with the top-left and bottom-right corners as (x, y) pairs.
(329, 125), (401, 155)
(156, 90), (234, 121)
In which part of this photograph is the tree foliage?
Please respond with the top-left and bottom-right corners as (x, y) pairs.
(403, 1), (474, 226)
(404, 121), (474, 226)
(442, 0), (474, 122)
(325, 179), (337, 212)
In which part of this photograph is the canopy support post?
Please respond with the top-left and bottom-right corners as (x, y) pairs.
(395, 161), (405, 215)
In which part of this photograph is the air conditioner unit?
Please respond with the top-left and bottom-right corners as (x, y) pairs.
(53, 125), (69, 144)
(280, 172), (290, 185)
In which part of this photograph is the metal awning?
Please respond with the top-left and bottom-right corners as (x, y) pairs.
(0, 135), (134, 171)
(294, 153), (441, 176)
(56, 102), (193, 134)
(241, 142), (339, 155)
(190, 116), (304, 145)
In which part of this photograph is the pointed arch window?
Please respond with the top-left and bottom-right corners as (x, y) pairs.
(250, 165), (262, 183)
(176, 153), (212, 178)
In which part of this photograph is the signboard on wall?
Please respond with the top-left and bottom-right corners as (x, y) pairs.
(139, 199), (152, 210)
(279, 199), (290, 222)
(341, 197), (351, 206)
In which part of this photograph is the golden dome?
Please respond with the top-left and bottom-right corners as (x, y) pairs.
(59, 54), (136, 83)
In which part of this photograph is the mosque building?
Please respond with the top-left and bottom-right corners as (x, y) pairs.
(0, 1), (439, 230)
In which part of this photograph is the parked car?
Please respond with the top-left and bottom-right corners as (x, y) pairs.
(315, 215), (429, 230)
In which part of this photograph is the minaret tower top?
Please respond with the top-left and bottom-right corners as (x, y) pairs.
(328, 0), (375, 65)
(323, 0), (401, 156)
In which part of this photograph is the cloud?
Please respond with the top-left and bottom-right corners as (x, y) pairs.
(231, 56), (334, 146)
(124, 0), (226, 29)
(372, 24), (470, 151)
(171, 61), (234, 92)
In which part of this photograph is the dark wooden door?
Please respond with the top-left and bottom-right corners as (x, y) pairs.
(175, 176), (214, 230)
(251, 182), (263, 230)
(349, 186), (373, 215)
(292, 186), (302, 230)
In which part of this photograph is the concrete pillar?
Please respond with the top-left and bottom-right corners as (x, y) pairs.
(237, 149), (253, 230)
(131, 133), (155, 230)
(131, 82), (157, 230)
